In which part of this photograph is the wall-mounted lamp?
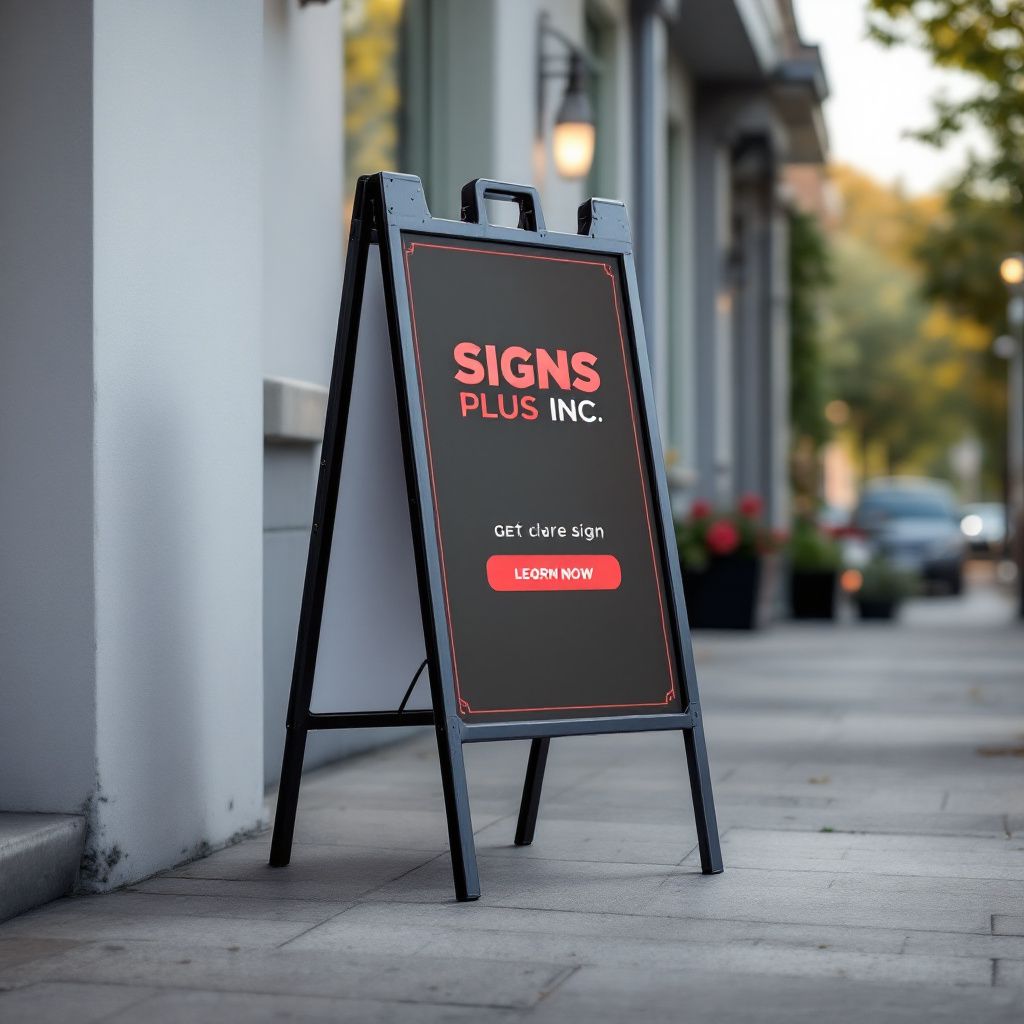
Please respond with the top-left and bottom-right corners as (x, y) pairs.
(537, 14), (597, 180)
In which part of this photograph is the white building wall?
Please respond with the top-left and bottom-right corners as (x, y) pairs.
(261, 0), (403, 783)
(0, 1), (97, 816)
(89, 0), (265, 887)
(263, 0), (344, 388)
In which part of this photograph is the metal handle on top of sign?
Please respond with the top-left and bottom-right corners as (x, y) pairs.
(460, 178), (547, 233)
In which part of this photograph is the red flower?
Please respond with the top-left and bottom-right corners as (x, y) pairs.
(738, 493), (763, 518)
(706, 519), (740, 556)
(690, 498), (713, 520)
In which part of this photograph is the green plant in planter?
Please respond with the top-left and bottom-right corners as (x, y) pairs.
(788, 517), (841, 572)
(852, 555), (917, 620)
(788, 517), (842, 620)
(857, 557), (917, 602)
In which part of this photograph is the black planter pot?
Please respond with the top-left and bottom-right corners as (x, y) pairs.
(790, 569), (838, 620)
(856, 598), (899, 620)
(682, 556), (762, 630)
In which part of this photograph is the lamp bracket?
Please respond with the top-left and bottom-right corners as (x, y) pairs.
(535, 12), (600, 142)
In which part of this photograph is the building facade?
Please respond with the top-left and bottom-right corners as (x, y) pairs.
(0, 0), (825, 890)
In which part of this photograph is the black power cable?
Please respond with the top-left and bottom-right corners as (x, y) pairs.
(397, 658), (428, 714)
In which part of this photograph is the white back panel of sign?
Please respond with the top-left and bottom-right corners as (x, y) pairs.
(310, 251), (431, 713)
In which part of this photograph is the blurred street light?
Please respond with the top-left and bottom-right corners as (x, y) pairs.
(1000, 253), (1024, 617)
(1000, 254), (1024, 287)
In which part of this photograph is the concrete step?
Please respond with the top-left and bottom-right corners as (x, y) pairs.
(0, 813), (85, 923)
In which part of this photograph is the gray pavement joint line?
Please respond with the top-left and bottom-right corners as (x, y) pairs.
(274, 851), (451, 949)
(457, 847), (1024, 887)
(4, 975), (546, 1014)
(461, 902), (1002, 941)
(266, 900), (360, 950)
(535, 963), (581, 1004)
(673, 841), (700, 867)
(715, 823), (1020, 842)
(124, 884), (355, 906)
(92, 983), (162, 1024)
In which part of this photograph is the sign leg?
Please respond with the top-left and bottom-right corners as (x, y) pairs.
(269, 726), (307, 866)
(435, 723), (480, 901)
(684, 716), (723, 873)
(267, 178), (373, 872)
(514, 738), (549, 846)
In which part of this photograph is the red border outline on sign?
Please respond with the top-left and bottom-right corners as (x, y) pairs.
(402, 239), (677, 716)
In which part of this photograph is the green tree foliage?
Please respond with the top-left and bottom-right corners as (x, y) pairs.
(866, 0), (1024, 198)
(853, 3), (1020, 494)
(822, 168), (1005, 489)
(917, 185), (1021, 325)
(865, 1), (1023, 338)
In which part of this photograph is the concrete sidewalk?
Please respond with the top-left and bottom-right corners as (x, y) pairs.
(2, 582), (1023, 1022)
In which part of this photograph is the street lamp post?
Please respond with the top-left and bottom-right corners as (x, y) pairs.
(999, 254), (1024, 618)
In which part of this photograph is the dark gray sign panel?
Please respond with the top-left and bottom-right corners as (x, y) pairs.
(402, 236), (680, 721)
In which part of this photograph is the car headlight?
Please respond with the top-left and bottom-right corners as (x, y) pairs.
(961, 514), (983, 538)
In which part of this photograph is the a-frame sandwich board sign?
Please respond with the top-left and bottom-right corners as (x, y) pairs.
(269, 172), (723, 901)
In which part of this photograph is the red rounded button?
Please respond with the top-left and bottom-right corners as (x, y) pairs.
(486, 555), (622, 592)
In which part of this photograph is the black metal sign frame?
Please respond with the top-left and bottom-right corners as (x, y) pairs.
(269, 172), (722, 901)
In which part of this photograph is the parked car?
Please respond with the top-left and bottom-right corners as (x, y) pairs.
(852, 478), (967, 594)
(959, 502), (1006, 557)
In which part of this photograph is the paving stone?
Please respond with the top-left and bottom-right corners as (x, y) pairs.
(0, 982), (155, 1024)
(102, 988), (520, 1023)
(902, 929), (1024, 961)
(314, 899), (909, 954)
(0, 907), (315, 948)
(99, 890), (340, 922)
(681, 828), (1024, 882)
(151, 843), (439, 903)
(529, 966), (1023, 1024)
(129, 874), (392, 904)
(993, 958), (1024, 988)
(0, 936), (85, 976)
(373, 852), (704, 914)
(994, 915), (1024, 936)
(646, 867), (999, 933)
(291, 806), (505, 851)
(4, 942), (571, 1010)
(474, 817), (699, 866)
(285, 902), (990, 988)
